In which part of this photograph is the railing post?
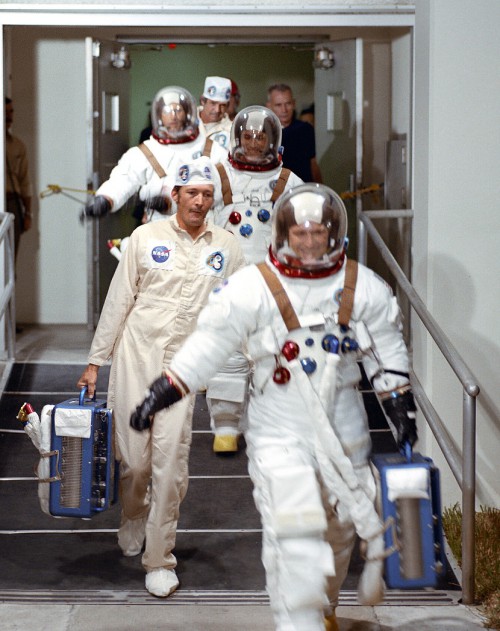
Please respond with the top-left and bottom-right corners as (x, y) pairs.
(357, 216), (367, 266)
(360, 210), (480, 605)
(461, 390), (476, 604)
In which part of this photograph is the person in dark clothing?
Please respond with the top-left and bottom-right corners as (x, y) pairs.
(5, 97), (33, 261)
(267, 84), (322, 184)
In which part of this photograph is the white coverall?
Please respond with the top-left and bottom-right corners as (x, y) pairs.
(197, 107), (232, 150)
(168, 258), (410, 630)
(96, 132), (227, 215)
(87, 215), (245, 572)
(206, 162), (303, 438)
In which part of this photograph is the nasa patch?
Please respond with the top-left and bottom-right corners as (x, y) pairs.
(151, 244), (172, 264)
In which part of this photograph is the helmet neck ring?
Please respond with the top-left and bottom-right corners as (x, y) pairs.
(269, 246), (346, 279)
(228, 152), (281, 172)
(152, 127), (199, 145)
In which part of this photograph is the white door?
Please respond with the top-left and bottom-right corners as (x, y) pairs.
(86, 38), (135, 327)
(314, 39), (363, 255)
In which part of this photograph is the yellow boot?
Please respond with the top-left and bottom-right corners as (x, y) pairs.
(213, 434), (239, 453)
(324, 611), (339, 631)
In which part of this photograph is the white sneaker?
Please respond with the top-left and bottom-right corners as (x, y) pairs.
(145, 568), (179, 598)
(117, 515), (147, 557)
(357, 535), (385, 605)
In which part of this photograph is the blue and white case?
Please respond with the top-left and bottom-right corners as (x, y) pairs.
(49, 388), (118, 518)
(371, 445), (446, 589)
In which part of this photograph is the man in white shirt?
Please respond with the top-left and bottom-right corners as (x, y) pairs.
(198, 76), (233, 150)
(77, 157), (245, 599)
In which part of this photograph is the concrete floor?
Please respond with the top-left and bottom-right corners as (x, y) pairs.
(0, 325), (489, 631)
(0, 601), (487, 631)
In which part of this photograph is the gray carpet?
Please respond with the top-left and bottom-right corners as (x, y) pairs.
(0, 363), (457, 595)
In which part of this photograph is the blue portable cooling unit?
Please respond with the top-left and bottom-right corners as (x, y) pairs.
(371, 446), (446, 589)
(49, 388), (119, 518)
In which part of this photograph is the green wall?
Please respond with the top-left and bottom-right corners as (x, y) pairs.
(129, 44), (315, 144)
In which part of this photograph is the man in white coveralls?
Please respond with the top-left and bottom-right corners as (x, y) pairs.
(77, 157), (245, 599)
(129, 183), (418, 629)
(197, 75), (233, 150)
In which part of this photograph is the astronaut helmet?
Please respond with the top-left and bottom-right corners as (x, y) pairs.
(151, 86), (199, 144)
(271, 183), (348, 278)
(229, 106), (282, 171)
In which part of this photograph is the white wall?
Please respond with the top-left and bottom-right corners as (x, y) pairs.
(12, 32), (87, 324)
(413, 0), (500, 507)
(391, 32), (411, 138)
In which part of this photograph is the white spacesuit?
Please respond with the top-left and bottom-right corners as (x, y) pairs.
(130, 184), (418, 631)
(214, 106), (303, 263)
(84, 86), (226, 220)
(207, 106), (303, 452)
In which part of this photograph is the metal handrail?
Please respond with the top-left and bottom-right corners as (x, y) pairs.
(358, 209), (479, 605)
(0, 212), (16, 393)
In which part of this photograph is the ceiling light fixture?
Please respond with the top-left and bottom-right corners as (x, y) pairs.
(110, 46), (131, 69)
(313, 46), (334, 70)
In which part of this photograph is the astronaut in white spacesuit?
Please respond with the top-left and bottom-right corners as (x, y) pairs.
(83, 85), (227, 221)
(207, 105), (303, 453)
(197, 75), (233, 150)
(129, 183), (418, 630)
(214, 105), (303, 262)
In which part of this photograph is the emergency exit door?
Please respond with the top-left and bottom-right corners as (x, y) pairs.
(85, 38), (135, 328)
(314, 39), (363, 256)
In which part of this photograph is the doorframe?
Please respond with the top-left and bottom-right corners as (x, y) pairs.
(1, 4), (414, 197)
(85, 37), (95, 329)
(0, 7), (414, 29)
(0, 6), (414, 329)
(1, 4), (415, 196)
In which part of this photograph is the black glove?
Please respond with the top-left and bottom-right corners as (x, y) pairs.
(82, 195), (112, 219)
(382, 389), (418, 449)
(145, 195), (171, 216)
(130, 375), (182, 431)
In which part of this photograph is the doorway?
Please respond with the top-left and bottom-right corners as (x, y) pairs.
(3, 21), (413, 326)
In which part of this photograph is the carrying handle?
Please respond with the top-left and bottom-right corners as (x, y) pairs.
(79, 386), (96, 406)
(402, 441), (413, 463)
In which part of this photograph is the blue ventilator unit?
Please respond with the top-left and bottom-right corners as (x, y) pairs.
(371, 448), (446, 589)
(49, 389), (119, 518)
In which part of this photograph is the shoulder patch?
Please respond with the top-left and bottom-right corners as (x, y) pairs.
(206, 250), (225, 272)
